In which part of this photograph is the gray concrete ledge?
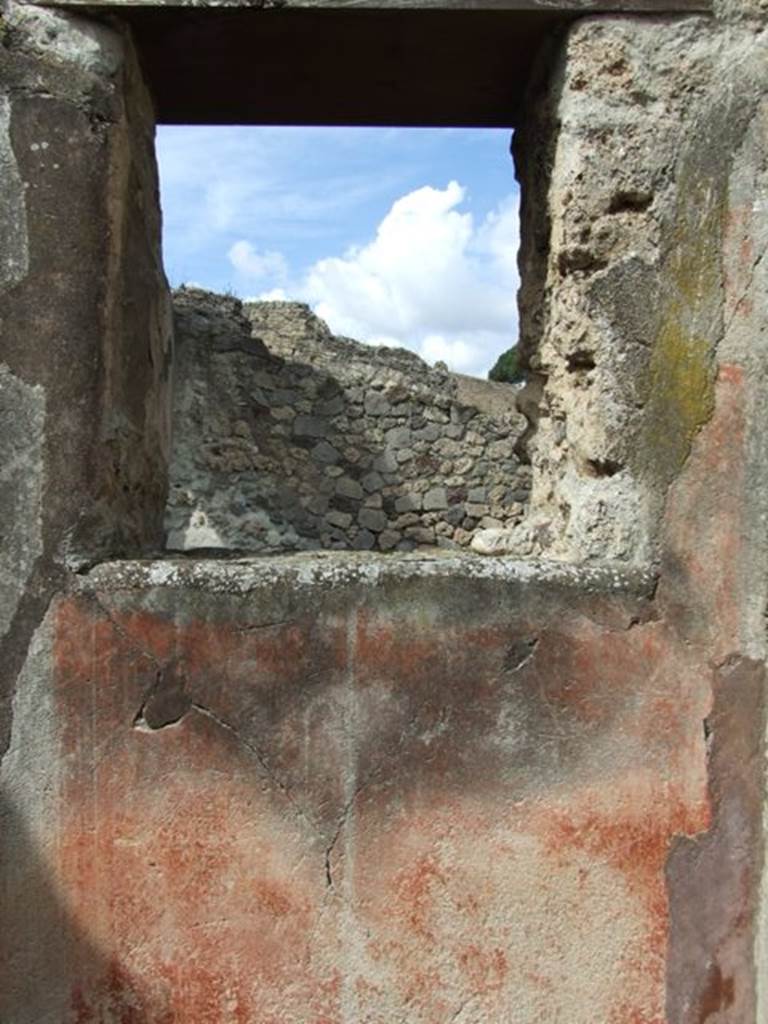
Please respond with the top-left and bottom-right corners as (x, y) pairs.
(77, 551), (658, 597)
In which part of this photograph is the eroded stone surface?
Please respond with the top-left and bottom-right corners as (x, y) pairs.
(489, 10), (768, 565)
(0, 367), (44, 642)
(0, 3), (172, 756)
(3, 2), (124, 75)
(0, 94), (28, 292)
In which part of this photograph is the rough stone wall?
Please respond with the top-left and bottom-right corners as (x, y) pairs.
(0, 1), (172, 760)
(166, 288), (529, 553)
(480, 6), (768, 565)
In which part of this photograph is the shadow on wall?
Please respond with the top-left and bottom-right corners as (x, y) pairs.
(0, 793), (162, 1023)
(164, 289), (530, 555)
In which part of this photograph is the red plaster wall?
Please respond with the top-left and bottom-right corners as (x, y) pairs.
(35, 570), (716, 1024)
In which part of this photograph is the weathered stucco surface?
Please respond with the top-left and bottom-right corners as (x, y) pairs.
(0, 94), (28, 292)
(0, 367), (44, 642)
(0, 0), (173, 756)
(475, 4), (768, 570)
(4, 555), (707, 1023)
(1, 0), (768, 1021)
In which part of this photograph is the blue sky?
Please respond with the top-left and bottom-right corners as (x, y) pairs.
(156, 126), (520, 377)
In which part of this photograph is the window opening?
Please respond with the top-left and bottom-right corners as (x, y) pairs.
(158, 126), (530, 555)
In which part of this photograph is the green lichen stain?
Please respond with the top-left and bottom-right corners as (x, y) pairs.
(640, 173), (723, 486)
(644, 313), (715, 481)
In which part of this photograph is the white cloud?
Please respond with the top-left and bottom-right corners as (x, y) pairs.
(302, 182), (519, 377)
(157, 125), (410, 267)
(420, 335), (478, 373)
(254, 286), (289, 302)
(228, 241), (287, 283)
(474, 192), (521, 279)
(223, 181), (519, 378)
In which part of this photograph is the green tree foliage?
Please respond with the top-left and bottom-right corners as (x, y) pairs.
(488, 346), (525, 384)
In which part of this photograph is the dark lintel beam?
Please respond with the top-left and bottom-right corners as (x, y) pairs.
(40, 0), (712, 126)
(41, 1), (713, 10)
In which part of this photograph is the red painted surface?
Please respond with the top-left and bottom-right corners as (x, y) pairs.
(662, 365), (765, 1022)
(48, 578), (713, 1023)
(28, 357), (760, 1023)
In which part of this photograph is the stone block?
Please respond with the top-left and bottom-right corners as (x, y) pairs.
(373, 451), (398, 474)
(352, 528), (376, 550)
(378, 529), (401, 550)
(310, 441), (340, 464)
(336, 476), (364, 501)
(423, 487), (449, 511)
(358, 508), (388, 533)
(413, 422), (441, 442)
(364, 392), (391, 416)
(325, 509), (352, 529)
(394, 512), (420, 529)
(270, 406), (295, 421)
(443, 506), (466, 527)
(480, 516), (504, 529)
(319, 395), (345, 416)
(395, 492), (422, 513)
(385, 425), (411, 447)
(404, 525), (435, 544)
(359, 470), (383, 493)
(305, 493), (329, 516)
(294, 415), (329, 438)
